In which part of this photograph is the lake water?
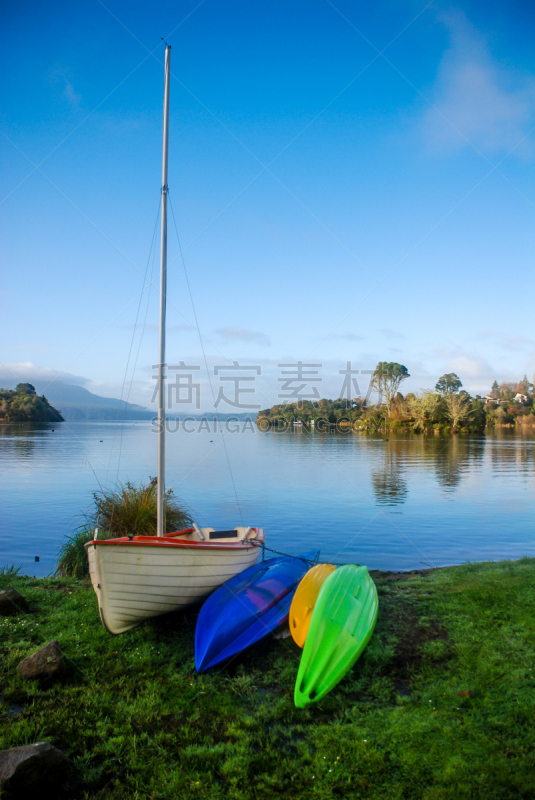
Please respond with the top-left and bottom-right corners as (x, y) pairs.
(1, 421), (534, 577)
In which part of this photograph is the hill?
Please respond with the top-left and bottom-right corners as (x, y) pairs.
(29, 382), (154, 421)
(0, 383), (64, 422)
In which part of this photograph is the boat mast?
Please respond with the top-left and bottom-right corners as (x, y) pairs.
(157, 45), (171, 538)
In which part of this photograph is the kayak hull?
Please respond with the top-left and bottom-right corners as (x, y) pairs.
(196, 550), (319, 672)
(289, 563), (336, 648)
(294, 564), (378, 707)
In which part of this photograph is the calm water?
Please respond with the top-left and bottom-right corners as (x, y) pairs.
(1, 421), (534, 577)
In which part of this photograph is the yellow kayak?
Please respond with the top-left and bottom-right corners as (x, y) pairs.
(294, 564), (378, 708)
(289, 563), (336, 647)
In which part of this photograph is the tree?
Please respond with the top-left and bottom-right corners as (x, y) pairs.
(498, 382), (516, 401)
(370, 362), (410, 412)
(444, 392), (473, 431)
(407, 395), (426, 432)
(470, 398), (487, 431)
(490, 380), (500, 398)
(516, 375), (534, 396)
(407, 390), (442, 432)
(15, 383), (36, 395)
(435, 373), (462, 395)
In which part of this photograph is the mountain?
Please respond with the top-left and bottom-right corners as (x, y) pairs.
(2, 380), (258, 421)
(29, 382), (154, 421)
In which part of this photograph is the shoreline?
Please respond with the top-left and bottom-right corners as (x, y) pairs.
(8, 556), (534, 583)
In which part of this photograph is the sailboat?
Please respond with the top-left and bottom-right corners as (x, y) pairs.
(86, 45), (264, 635)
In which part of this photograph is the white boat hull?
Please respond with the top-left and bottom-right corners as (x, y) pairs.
(86, 527), (264, 634)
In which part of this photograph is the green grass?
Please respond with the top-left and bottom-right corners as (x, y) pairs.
(0, 564), (20, 577)
(1, 559), (535, 798)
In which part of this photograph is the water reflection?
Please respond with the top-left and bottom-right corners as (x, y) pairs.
(433, 436), (485, 493)
(488, 428), (535, 475)
(371, 440), (408, 505)
(0, 423), (57, 459)
(266, 429), (534, 503)
(367, 435), (488, 500)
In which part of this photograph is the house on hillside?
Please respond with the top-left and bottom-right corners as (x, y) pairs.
(484, 395), (509, 405)
(514, 393), (529, 404)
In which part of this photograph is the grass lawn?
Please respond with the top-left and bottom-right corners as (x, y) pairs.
(1, 558), (535, 799)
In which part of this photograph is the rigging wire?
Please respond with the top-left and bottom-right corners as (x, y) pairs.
(113, 208), (160, 487)
(248, 540), (352, 566)
(168, 193), (244, 526)
(104, 203), (161, 496)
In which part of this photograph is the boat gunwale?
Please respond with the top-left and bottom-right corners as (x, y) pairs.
(85, 529), (264, 551)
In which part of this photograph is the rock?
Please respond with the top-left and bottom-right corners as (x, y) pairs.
(0, 742), (68, 796)
(16, 641), (66, 682)
(0, 589), (30, 616)
(272, 627), (292, 640)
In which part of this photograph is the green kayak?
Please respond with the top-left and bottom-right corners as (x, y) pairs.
(294, 564), (378, 708)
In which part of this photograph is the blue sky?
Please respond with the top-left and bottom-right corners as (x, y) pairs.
(2, 0), (535, 411)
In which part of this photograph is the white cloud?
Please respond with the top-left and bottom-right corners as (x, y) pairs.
(336, 333), (365, 341)
(446, 354), (493, 378)
(437, 352), (503, 394)
(380, 328), (406, 341)
(0, 362), (89, 388)
(502, 336), (534, 351)
(123, 322), (159, 333)
(123, 323), (196, 333)
(214, 327), (270, 346)
(2, 344), (54, 352)
(50, 67), (81, 109)
(423, 10), (535, 156)
(63, 80), (81, 108)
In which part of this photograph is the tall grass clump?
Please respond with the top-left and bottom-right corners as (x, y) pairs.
(93, 477), (194, 536)
(56, 527), (97, 578)
(0, 564), (21, 578)
(0, 564), (21, 591)
(56, 478), (194, 578)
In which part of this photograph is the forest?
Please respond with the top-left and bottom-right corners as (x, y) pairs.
(257, 364), (534, 433)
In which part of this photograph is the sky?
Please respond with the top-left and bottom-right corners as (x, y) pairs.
(2, 0), (535, 412)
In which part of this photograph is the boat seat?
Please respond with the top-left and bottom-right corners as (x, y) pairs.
(209, 529), (239, 539)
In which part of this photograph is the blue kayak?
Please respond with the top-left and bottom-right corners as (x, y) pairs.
(195, 550), (319, 672)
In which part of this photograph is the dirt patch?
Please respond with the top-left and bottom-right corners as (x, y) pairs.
(369, 565), (457, 583)
(381, 598), (450, 685)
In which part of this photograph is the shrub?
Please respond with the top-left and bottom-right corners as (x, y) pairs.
(56, 527), (97, 578)
(92, 478), (194, 537)
(56, 478), (194, 579)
